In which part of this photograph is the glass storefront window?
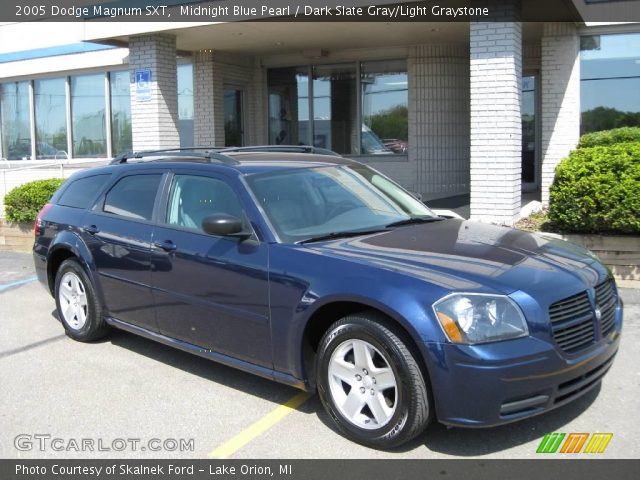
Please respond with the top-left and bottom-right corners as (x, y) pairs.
(580, 33), (640, 133)
(361, 60), (408, 155)
(34, 78), (68, 159)
(178, 63), (194, 147)
(71, 74), (107, 157)
(110, 71), (132, 155)
(267, 61), (408, 157)
(0, 81), (31, 160)
(267, 67), (309, 146)
(313, 64), (357, 155)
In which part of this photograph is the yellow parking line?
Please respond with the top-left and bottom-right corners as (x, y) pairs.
(208, 391), (311, 459)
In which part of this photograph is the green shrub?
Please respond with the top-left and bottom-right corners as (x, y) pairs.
(4, 178), (65, 223)
(578, 126), (640, 148)
(549, 142), (640, 234)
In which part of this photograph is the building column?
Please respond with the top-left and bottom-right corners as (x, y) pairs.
(128, 34), (180, 151)
(470, 0), (522, 224)
(541, 23), (580, 205)
(193, 51), (224, 146)
(409, 44), (470, 200)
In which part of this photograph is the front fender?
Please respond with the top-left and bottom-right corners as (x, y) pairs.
(268, 245), (450, 385)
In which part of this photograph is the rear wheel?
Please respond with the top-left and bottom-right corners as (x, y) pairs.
(316, 311), (431, 448)
(54, 258), (109, 342)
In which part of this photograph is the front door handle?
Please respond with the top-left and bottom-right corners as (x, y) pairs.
(153, 240), (177, 252)
(82, 224), (99, 235)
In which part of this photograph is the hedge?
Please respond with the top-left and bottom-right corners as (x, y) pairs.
(4, 178), (66, 223)
(549, 142), (640, 234)
(578, 126), (640, 148)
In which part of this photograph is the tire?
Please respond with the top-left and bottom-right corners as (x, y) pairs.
(316, 311), (432, 449)
(54, 258), (109, 342)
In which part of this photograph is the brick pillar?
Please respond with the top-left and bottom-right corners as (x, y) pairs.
(470, 0), (522, 225)
(128, 34), (180, 151)
(541, 23), (580, 205)
(193, 51), (224, 146)
(409, 44), (470, 200)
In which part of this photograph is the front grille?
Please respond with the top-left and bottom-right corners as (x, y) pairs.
(595, 279), (616, 337)
(549, 291), (595, 353)
(549, 279), (618, 354)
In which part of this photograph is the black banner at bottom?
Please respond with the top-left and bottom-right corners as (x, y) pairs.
(1, 459), (639, 480)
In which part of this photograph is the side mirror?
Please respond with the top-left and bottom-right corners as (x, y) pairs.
(410, 191), (423, 201)
(201, 214), (250, 238)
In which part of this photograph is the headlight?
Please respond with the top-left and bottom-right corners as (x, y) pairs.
(433, 294), (528, 344)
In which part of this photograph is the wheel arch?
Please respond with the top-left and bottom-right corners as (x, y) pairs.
(47, 232), (101, 301)
(299, 296), (432, 392)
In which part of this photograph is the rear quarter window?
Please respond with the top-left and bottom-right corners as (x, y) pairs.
(57, 174), (111, 209)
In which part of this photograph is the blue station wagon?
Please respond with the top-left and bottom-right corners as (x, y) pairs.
(33, 146), (622, 448)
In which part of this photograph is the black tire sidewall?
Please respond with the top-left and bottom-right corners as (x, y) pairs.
(54, 259), (101, 340)
(317, 319), (418, 447)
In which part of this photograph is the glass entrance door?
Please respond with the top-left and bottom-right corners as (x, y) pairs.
(521, 75), (539, 192)
(224, 87), (244, 147)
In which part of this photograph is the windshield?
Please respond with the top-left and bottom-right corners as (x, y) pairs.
(245, 164), (436, 243)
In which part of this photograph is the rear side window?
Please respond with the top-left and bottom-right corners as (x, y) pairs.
(103, 174), (162, 221)
(58, 174), (111, 209)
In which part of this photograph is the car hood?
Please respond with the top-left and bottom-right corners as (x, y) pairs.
(304, 219), (606, 296)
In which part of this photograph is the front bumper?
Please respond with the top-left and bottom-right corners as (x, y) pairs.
(424, 306), (622, 427)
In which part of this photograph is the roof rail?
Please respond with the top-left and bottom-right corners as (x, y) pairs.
(110, 147), (239, 165)
(109, 144), (340, 165)
(219, 145), (341, 157)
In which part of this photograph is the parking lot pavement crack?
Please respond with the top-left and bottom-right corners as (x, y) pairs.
(0, 334), (66, 359)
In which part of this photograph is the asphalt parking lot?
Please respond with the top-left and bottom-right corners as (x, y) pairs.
(1, 251), (638, 459)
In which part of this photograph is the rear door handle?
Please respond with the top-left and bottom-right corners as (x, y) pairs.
(153, 240), (177, 252)
(82, 225), (99, 235)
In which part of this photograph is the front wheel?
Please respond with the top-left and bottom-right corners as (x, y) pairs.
(316, 312), (432, 448)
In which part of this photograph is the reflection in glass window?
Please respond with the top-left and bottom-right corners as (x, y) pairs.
(361, 60), (408, 155)
(580, 33), (640, 133)
(110, 71), (132, 156)
(71, 74), (107, 157)
(1, 81), (31, 160)
(178, 63), (194, 147)
(34, 78), (68, 159)
(267, 67), (309, 146)
(313, 64), (357, 155)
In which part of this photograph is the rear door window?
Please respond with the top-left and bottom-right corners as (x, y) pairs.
(103, 174), (162, 221)
(57, 174), (111, 209)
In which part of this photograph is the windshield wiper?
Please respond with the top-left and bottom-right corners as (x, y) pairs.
(385, 216), (445, 228)
(297, 228), (389, 244)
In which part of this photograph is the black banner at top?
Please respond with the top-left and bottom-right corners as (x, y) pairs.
(2, 0), (640, 22)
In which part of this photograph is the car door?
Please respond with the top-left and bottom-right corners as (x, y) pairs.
(83, 171), (165, 332)
(150, 171), (271, 368)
